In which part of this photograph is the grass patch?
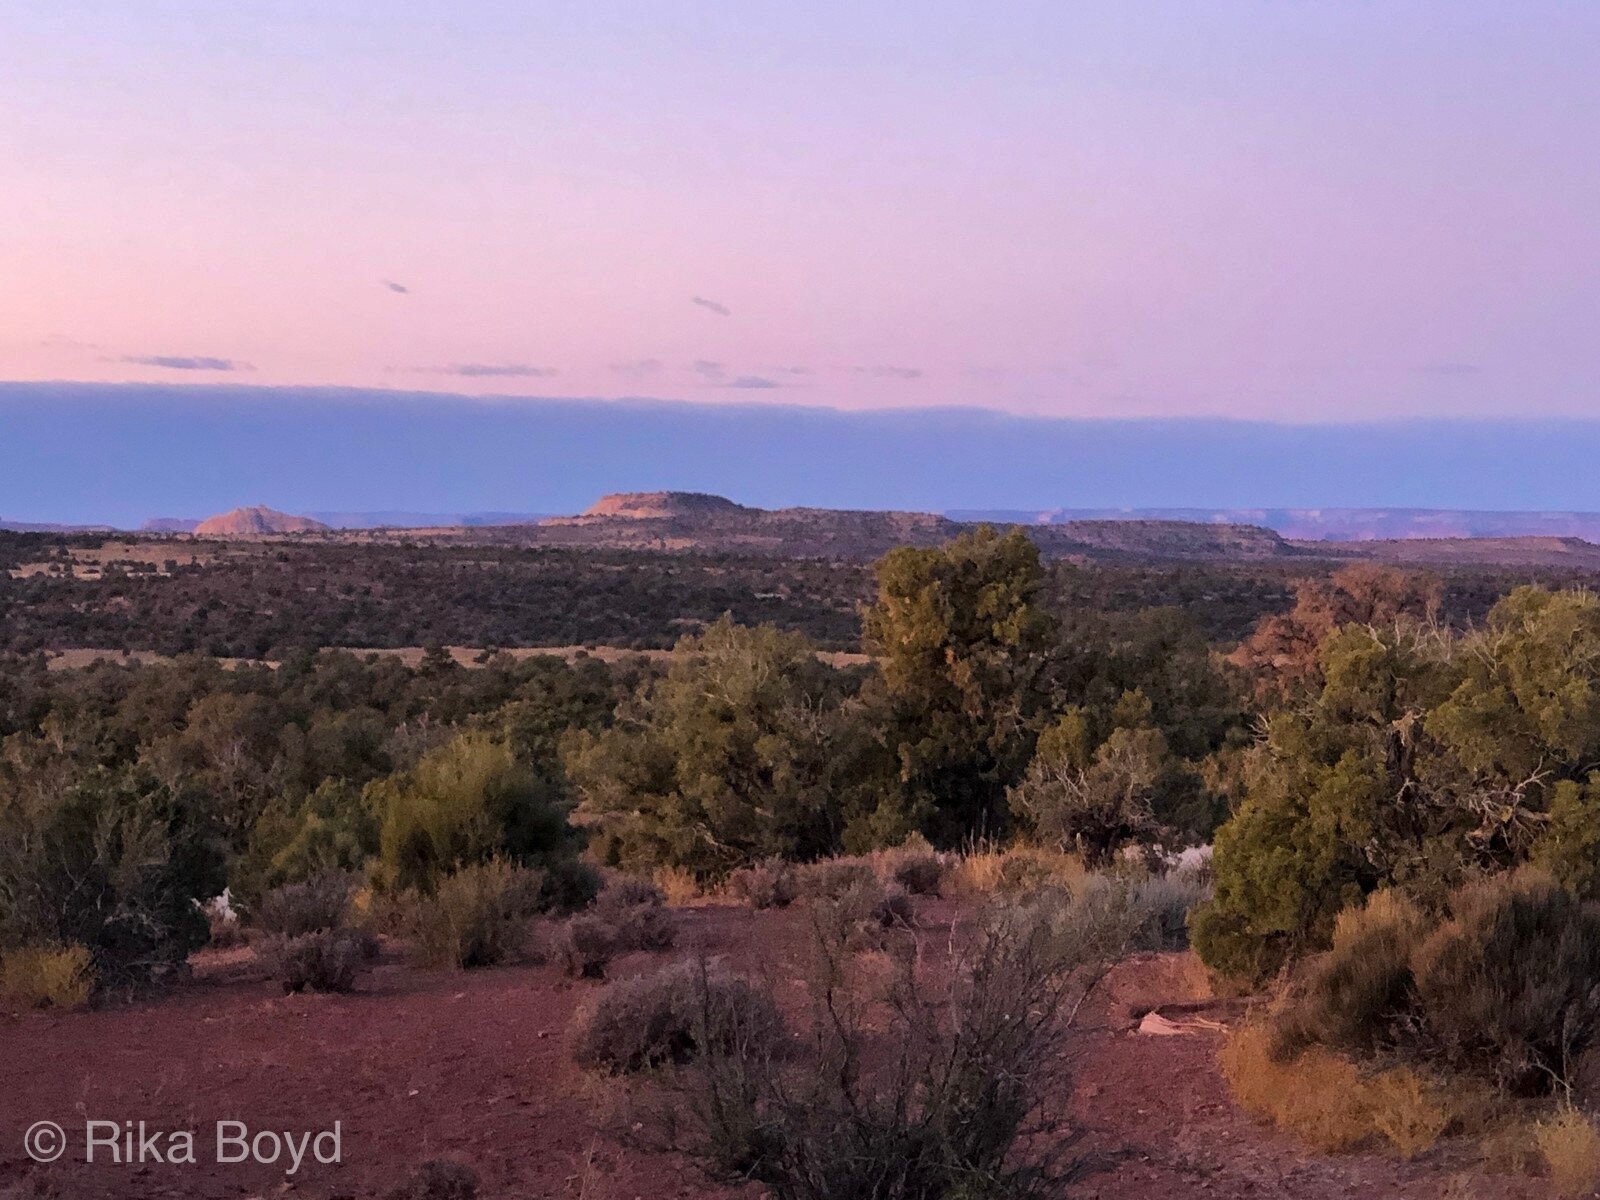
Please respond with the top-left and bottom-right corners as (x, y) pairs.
(0, 944), (95, 1011)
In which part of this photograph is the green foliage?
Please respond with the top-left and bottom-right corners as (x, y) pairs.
(861, 526), (1057, 846)
(0, 750), (218, 989)
(243, 782), (376, 899)
(1197, 588), (1600, 983)
(0, 943), (96, 1011)
(1008, 717), (1175, 865)
(371, 732), (579, 894)
(407, 859), (547, 969)
(1532, 776), (1600, 899)
(565, 617), (853, 880)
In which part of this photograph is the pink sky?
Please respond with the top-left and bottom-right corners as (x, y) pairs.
(4, 3), (1598, 420)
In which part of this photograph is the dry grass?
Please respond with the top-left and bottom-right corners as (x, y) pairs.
(1219, 1022), (1452, 1158)
(653, 866), (701, 906)
(1537, 1109), (1600, 1198)
(0, 944), (95, 1011)
(1368, 1067), (1455, 1160)
(946, 841), (1088, 897)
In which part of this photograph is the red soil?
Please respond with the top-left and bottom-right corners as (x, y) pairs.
(0, 902), (1547, 1199)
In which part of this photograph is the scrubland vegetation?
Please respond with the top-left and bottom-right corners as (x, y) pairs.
(8, 525), (1600, 1195)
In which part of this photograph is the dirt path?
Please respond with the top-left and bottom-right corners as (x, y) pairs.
(0, 906), (1547, 1200)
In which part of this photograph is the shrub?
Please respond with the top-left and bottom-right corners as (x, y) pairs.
(538, 857), (603, 914)
(1124, 872), (1211, 951)
(369, 733), (582, 895)
(890, 851), (944, 897)
(726, 858), (799, 910)
(0, 766), (217, 990)
(556, 913), (617, 979)
(673, 888), (1112, 1200)
(1271, 874), (1600, 1097)
(599, 877), (665, 909)
(1365, 1067), (1453, 1160)
(571, 959), (785, 1074)
(808, 878), (913, 953)
(1275, 889), (1429, 1056)
(1537, 1109), (1600, 1198)
(252, 872), (355, 938)
(654, 866), (701, 905)
(1007, 720), (1171, 866)
(594, 879), (678, 953)
(1218, 1023), (1450, 1158)
(1412, 873), (1600, 1094)
(409, 860), (546, 969)
(257, 929), (371, 993)
(0, 944), (95, 1011)
(793, 856), (877, 900)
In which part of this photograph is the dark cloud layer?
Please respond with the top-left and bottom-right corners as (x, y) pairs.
(856, 365), (924, 380)
(122, 355), (250, 372)
(10, 382), (1600, 524)
(425, 363), (558, 379)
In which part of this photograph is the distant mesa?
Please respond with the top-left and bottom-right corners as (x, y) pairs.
(193, 506), (330, 536)
(141, 516), (200, 533)
(578, 492), (753, 519)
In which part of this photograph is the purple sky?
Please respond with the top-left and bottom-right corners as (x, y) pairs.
(4, 3), (1598, 420)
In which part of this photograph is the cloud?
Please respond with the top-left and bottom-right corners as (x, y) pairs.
(855, 365), (924, 381)
(1416, 362), (1481, 377)
(383, 280), (410, 294)
(424, 363), (558, 378)
(691, 359), (726, 381)
(725, 375), (781, 389)
(690, 295), (731, 317)
(609, 358), (664, 378)
(122, 355), (251, 372)
(771, 365), (813, 376)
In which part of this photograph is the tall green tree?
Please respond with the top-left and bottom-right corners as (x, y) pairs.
(1194, 586), (1600, 982)
(563, 617), (857, 879)
(859, 526), (1055, 846)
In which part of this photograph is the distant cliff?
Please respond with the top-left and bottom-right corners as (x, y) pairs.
(193, 506), (330, 536)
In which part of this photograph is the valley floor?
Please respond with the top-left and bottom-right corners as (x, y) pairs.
(0, 902), (1544, 1200)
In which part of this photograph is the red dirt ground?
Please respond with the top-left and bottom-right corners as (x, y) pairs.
(0, 901), (1550, 1200)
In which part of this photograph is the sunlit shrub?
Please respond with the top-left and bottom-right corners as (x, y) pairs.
(1537, 1109), (1600, 1198)
(0, 944), (95, 1011)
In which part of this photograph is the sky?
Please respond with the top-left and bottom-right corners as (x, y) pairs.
(4, 2), (1600, 423)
